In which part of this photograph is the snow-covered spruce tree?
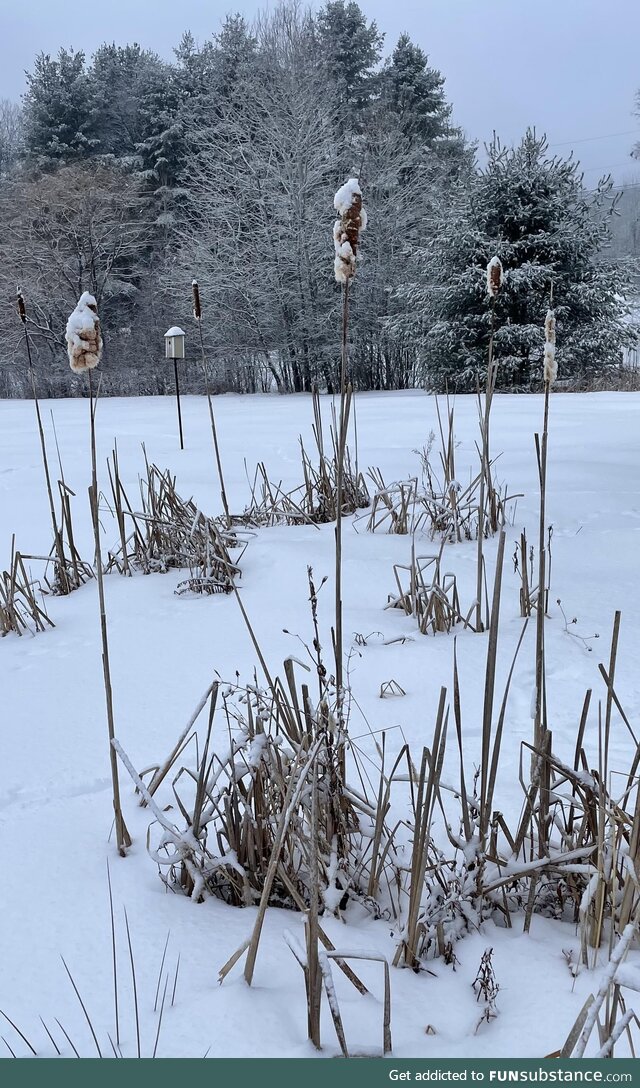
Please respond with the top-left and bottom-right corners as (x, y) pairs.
(22, 49), (99, 171)
(316, 0), (383, 123)
(397, 130), (632, 390)
(380, 32), (467, 162)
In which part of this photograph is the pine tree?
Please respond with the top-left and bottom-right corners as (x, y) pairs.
(382, 34), (451, 144)
(316, 0), (383, 119)
(90, 43), (168, 161)
(397, 130), (632, 390)
(22, 49), (99, 170)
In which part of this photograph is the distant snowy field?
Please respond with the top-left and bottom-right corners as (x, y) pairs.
(1, 390), (639, 1059)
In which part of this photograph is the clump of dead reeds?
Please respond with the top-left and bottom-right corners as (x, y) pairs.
(366, 394), (515, 546)
(0, 538), (54, 636)
(241, 388), (369, 528)
(386, 540), (474, 635)
(105, 449), (246, 593)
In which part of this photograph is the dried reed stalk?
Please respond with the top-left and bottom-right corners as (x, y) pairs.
(17, 290), (71, 595)
(87, 372), (131, 856)
(192, 280), (231, 527)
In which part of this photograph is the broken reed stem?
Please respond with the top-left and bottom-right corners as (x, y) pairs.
(20, 301), (70, 594)
(194, 310), (231, 528)
(534, 380), (551, 753)
(475, 299), (496, 633)
(334, 278), (350, 723)
(88, 370), (131, 856)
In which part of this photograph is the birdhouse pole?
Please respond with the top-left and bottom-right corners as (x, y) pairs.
(164, 327), (186, 449)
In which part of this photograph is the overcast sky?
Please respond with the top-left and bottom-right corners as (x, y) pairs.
(2, 0), (639, 186)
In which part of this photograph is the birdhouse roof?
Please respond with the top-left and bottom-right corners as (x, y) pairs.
(164, 326), (185, 338)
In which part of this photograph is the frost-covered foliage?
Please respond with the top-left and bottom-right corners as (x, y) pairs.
(395, 130), (633, 391)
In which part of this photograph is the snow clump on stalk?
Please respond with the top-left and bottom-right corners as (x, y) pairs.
(543, 308), (557, 384)
(333, 177), (366, 284)
(486, 256), (503, 298)
(65, 292), (102, 373)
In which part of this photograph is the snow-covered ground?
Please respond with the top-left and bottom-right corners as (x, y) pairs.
(1, 390), (639, 1059)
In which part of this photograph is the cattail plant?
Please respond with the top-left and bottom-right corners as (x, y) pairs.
(65, 293), (131, 856)
(475, 257), (503, 632)
(17, 288), (71, 595)
(533, 297), (557, 754)
(332, 178), (366, 714)
(192, 279), (231, 527)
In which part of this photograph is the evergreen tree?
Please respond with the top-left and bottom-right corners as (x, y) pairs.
(22, 49), (98, 169)
(90, 43), (168, 161)
(316, 0), (383, 119)
(397, 130), (632, 390)
(382, 34), (451, 144)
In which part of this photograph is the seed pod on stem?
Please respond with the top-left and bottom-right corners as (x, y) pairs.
(333, 178), (367, 284)
(65, 291), (103, 373)
(192, 279), (202, 321)
(543, 309), (557, 384)
(486, 256), (503, 298)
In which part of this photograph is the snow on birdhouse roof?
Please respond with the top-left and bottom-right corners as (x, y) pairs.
(164, 326), (185, 338)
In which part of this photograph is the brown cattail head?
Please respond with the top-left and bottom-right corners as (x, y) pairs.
(16, 286), (27, 325)
(192, 279), (202, 321)
(543, 308), (557, 384)
(66, 292), (102, 374)
(333, 178), (367, 284)
(486, 256), (503, 298)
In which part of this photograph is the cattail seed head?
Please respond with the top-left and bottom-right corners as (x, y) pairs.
(543, 308), (557, 384)
(66, 291), (102, 374)
(16, 287), (27, 325)
(486, 256), (503, 298)
(333, 178), (366, 284)
(544, 308), (556, 346)
(192, 279), (202, 321)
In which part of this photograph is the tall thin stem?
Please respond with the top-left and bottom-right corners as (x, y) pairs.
(475, 300), (496, 633)
(534, 381), (551, 751)
(334, 279), (350, 711)
(196, 319), (231, 527)
(88, 370), (131, 856)
(21, 318), (70, 594)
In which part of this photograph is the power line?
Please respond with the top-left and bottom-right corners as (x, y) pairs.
(549, 128), (640, 148)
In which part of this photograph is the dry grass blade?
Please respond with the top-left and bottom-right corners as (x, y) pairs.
(0, 1008), (37, 1056)
(60, 955), (103, 1058)
(123, 907), (141, 1059)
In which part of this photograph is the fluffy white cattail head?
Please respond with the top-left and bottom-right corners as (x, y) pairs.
(66, 292), (102, 373)
(486, 256), (503, 298)
(333, 178), (366, 284)
(543, 308), (557, 384)
(544, 308), (556, 346)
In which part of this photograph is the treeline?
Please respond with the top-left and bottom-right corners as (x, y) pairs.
(0, 1), (633, 397)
